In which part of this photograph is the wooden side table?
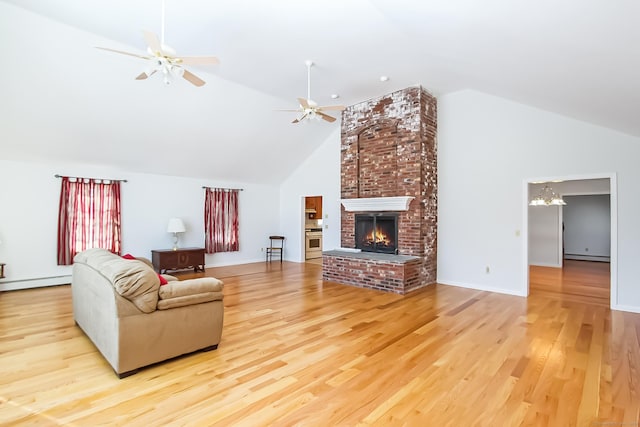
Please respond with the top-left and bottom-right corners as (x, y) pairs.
(151, 248), (205, 274)
(0, 263), (5, 279)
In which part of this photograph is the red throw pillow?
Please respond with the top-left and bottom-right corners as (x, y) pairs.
(122, 253), (136, 260)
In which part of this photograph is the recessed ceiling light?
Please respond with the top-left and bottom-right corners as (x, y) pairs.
(379, 76), (389, 82)
(331, 94), (340, 99)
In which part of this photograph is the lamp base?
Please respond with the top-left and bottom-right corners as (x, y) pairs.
(172, 233), (179, 251)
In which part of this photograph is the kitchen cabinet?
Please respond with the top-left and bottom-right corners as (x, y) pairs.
(305, 196), (322, 219)
(305, 197), (315, 210)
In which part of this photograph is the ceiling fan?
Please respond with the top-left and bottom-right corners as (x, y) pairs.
(280, 60), (345, 123)
(95, 1), (218, 87)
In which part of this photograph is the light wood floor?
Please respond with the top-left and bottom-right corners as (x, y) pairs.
(1, 261), (639, 426)
(530, 260), (611, 307)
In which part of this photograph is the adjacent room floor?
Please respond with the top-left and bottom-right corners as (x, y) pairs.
(529, 259), (610, 307)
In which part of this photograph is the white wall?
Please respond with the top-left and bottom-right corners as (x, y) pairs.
(528, 204), (562, 267)
(438, 90), (640, 312)
(0, 159), (279, 290)
(563, 194), (611, 259)
(279, 128), (341, 262)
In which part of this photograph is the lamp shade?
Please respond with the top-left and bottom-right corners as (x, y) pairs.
(166, 218), (186, 233)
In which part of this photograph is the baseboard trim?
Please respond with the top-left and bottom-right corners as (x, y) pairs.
(437, 279), (527, 297)
(0, 275), (72, 291)
(611, 304), (640, 314)
(529, 262), (562, 268)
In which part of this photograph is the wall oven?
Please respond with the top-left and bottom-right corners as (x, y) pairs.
(305, 229), (323, 259)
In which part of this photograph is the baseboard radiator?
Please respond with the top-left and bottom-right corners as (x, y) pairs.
(564, 254), (610, 263)
(0, 275), (72, 291)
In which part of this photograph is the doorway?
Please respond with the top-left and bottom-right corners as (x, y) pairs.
(524, 173), (617, 308)
(304, 195), (323, 263)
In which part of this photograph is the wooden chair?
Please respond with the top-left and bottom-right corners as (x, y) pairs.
(266, 236), (285, 262)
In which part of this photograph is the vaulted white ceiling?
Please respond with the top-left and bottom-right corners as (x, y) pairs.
(2, 0), (639, 184)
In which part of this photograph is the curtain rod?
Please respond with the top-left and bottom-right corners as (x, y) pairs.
(55, 174), (128, 183)
(202, 186), (244, 191)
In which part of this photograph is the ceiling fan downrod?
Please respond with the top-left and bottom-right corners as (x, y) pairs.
(305, 60), (313, 102)
(161, 0), (166, 46)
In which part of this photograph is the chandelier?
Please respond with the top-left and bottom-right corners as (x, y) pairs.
(529, 184), (567, 206)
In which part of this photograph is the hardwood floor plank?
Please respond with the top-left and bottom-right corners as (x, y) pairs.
(577, 307), (605, 425)
(0, 261), (638, 425)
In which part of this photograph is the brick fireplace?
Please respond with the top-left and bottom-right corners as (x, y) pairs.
(322, 86), (437, 294)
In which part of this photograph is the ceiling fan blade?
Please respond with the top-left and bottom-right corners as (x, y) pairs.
(178, 56), (220, 66)
(317, 111), (337, 123)
(293, 113), (308, 124)
(182, 69), (206, 87)
(95, 46), (149, 60)
(135, 70), (157, 80)
(318, 105), (346, 111)
(297, 98), (310, 109)
(143, 30), (162, 54)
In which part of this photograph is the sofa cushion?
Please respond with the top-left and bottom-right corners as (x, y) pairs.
(158, 277), (223, 299)
(157, 277), (223, 310)
(157, 292), (223, 310)
(76, 248), (160, 313)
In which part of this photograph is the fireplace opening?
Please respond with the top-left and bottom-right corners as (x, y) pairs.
(355, 213), (398, 254)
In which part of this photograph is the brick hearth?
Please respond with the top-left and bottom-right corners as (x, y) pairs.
(322, 86), (437, 294)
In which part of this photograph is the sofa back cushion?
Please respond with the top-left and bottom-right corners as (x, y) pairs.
(75, 249), (160, 313)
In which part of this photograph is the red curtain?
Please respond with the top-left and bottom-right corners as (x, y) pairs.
(57, 177), (121, 265)
(204, 188), (239, 253)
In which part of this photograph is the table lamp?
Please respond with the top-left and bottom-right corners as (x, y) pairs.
(166, 218), (186, 250)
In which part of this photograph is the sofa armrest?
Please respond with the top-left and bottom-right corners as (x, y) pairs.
(157, 277), (223, 310)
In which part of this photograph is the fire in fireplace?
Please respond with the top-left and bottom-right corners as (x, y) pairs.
(355, 213), (398, 254)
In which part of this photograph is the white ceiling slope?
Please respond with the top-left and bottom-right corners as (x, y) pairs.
(2, 0), (640, 184)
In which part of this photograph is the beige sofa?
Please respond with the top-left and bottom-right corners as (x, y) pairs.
(72, 248), (224, 378)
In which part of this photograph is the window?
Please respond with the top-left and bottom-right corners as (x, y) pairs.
(204, 188), (239, 253)
(57, 177), (121, 265)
